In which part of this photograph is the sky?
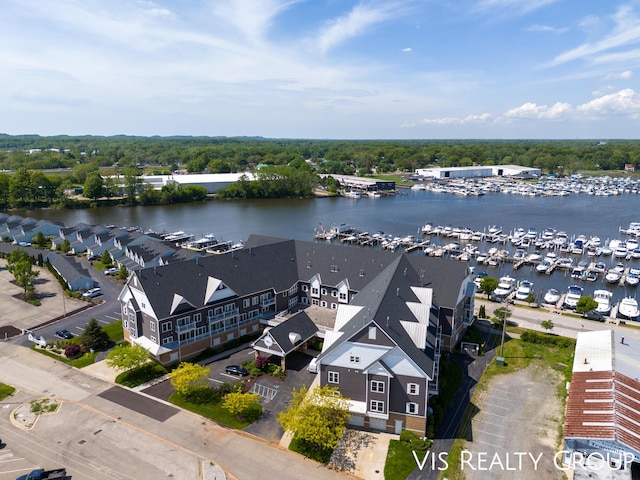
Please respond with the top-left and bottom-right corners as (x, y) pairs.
(2, 1), (640, 140)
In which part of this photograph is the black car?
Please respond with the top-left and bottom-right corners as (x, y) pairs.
(225, 365), (249, 376)
(584, 310), (606, 322)
(55, 329), (74, 339)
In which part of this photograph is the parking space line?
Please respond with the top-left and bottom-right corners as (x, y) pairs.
(209, 378), (223, 384)
(473, 439), (505, 451)
(474, 428), (505, 439)
(479, 410), (506, 419)
(482, 401), (510, 410)
(105, 315), (120, 320)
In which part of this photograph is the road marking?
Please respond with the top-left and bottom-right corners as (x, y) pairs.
(97, 319), (109, 324)
(482, 401), (510, 410)
(479, 410), (506, 419)
(209, 378), (223, 384)
(105, 315), (120, 321)
(473, 439), (505, 451)
(474, 428), (505, 439)
(0, 468), (33, 475)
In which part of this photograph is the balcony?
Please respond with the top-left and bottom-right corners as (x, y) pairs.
(175, 322), (196, 333)
(260, 297), (275, 307)
(207, 308), (239, 324)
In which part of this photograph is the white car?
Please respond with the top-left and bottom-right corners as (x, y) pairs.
(104, 267), (118, 275)
(82, 287), (102, 298)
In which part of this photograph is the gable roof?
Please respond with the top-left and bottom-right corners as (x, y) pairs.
(257, 311), (319, 355)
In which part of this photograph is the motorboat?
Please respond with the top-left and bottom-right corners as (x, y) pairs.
(493, 276), (517, 298)
(536, 259), (551, 273)
(614, 243), (628, 258)
(571, 266), (585, 279)
(605, 270), (622, 284)
(602, 245), (613, 256)
(585, 270), (599, 282)
(515, 281), (533, 301)
(632, 248), (640, 259)
(626, 268), (640, 287)
(593, 290), (613, 315)
(344, 190), (361, 199)
(563, 284), (583, 309)
(421, 223), (434, 234)
(544, 288), (561, 305)
(473, 272), (488, 292)
(618, 297), (640, 320)
(591, 261), (607, 273)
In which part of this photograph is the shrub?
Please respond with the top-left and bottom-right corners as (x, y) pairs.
(478, 305), (486, 318)
(188, 386), (219, 404)
(255, 355), (269, 370)
(520, 330), (575, 348)
(239, 402), (262, 422)
(64, 343), (82, 359)
(399, 430), (430, 451)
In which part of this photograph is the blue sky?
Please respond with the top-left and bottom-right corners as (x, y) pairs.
(2, 0), (640, 139)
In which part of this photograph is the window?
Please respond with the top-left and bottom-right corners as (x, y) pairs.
(150, 322), (155, 332)
(407, 383), (420, 395)
(328, 371), (339, 384)
(339, 292), (347, 301)
(371, 380), (384, 393)
(161, 322), (172, 333)
(320, 300), (327, 307)
(350, 355), (360, 364)
(370, 400), (384, 412)
(150, 336), (156, 343)
(162, 336), (173, 344)
(331, 290), (338, 297)
(321, 288), (327, 295)
(406, 402), (418, 414)
(331, 303), (337, 309)
(368, 326), (376, 340)
(301, 285), (308, 292)
(311, 287), (319, 296)
(243, 298), (250, 308)
(252, 296), (259, 305)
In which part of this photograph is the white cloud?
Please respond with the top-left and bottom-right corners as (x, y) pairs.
(503, 102), (572, 120)
(604, 70), (633, 80)
(548, 4), (640, 67)
(474, 0), (558, 16)
(402, 47), (412, 52)
(525, 24), (568, 34)
(576, 88), (640, 118)
(419, 113), (492, 125)
(316, 3), (404, 54)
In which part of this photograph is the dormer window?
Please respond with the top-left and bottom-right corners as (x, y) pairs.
(350, 355), (360, 363)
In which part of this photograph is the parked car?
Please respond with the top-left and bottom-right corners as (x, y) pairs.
(584, 310), (605, 322)
(55, 329), (74, 340)
(103, 267), (118, 275)
(225, 365), (249, 376)
(82, 287), (102, 298)
(307, 357), (318, 373)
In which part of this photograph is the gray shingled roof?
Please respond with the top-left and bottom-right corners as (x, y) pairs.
(266, 311), (318, 355)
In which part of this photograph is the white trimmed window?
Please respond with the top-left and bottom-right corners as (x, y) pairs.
(150, 336), (157, 343)
(328, 371), (339, 384)
(407, 383), (420, 395)
(371, 380), (384, 393)
(350, 355), (360, 364)
(406, 402), (418, 414)
(331, 303), (337, 309)
(370, 400), (384, 412)
(161, 322), (172, 333)
(302, 285), (308, 292)
(162, 336), (173, 344)
(331, 290), (338, 297)
(368, 326), (376, 340)
(321, 288), (327, 295)
(243, 299), (250, 308)
(320, 300), (327, 307)
(150, 322), (156, 332)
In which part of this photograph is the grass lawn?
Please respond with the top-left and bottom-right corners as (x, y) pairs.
(384, 439), (420, 480)
(0, 382), (16, 400)
(169, 392), (252, 429)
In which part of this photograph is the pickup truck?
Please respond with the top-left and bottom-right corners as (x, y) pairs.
(16, 468), (70, 480)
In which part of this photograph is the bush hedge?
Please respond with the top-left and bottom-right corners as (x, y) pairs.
(520, 330), (575, 348)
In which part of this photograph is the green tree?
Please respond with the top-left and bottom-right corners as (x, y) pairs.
(60, 238), (71, 253)
(169, 362), (210, 397)
(84, 172), (104, 201)
(7, 248), (31, 273)
(80, 318), (111, 351)
(278, 384), (350, 451)
(576, 296), (598, 315)
(525, 292), (536, 305)
(123, 165), (143, 205)
(101, 250), (112, 265)
(479, 276), (499, 299)
(117, 264), (128, 280)
(223, 391), (262, 421)
(105, 343), (149, 371)
(34, 231), (46, 248)
(541, 319), (554, 333)
(13, 260), (40, 292)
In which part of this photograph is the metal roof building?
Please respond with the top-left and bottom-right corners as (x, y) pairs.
(563, 330), (640, 475)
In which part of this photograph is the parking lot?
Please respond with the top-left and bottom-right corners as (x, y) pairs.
(462, 363), (565, 480)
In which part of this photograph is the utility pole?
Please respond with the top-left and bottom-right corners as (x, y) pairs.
(500, 300), (509, 358)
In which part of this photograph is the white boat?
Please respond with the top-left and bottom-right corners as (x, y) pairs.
(618, 297), (640, 320)
(605, 270), (622, 284)
(602, 245), (613, 256)
(515, 281), (533, 301)
(571, 266), (585, 279)
(421, 223), (434, 234)
(593, 289), (613, 314)
(544, 288), (561, 304)
(493, 276), (517, 297)
(563, 285), (583, 309)
(344, 190), (361, 199)
(614, 243), (628, 258)
(626, 268), (640, 287)
(536, 259), (551, 273)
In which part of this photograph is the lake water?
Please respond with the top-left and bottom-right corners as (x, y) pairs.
(11, 189), (640, 308)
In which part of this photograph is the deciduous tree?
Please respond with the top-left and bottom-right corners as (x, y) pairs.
(278, 385), (350, 451)
(169, 362), (210, 397)
(106, 343), (149, 371)
(576, 296), (598, 315)
(223, 392), (262, 421)
(479, 276), (499, 299)
(541, 319), (554, 333)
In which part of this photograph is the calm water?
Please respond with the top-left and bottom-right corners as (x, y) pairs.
(11, 189), (640, 307)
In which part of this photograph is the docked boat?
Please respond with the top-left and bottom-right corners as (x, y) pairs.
(515, 281), (533, 301)
(563, 284), (583, 309)
(182, 233), (219, 251)
(343, 190), (361, 199)
(614, 243), (628, 258)
(493, 276), (517, 298)
(571, 266), (585, 279)
(593, 289), (613, 315)
(627, 268), (640, 287)
(544, 288), (561, 305)
(585, 270), (599, 282)
(536, 259), (552, 273)
(618, 297), (640, 320)
(605, 270), (622, 284)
